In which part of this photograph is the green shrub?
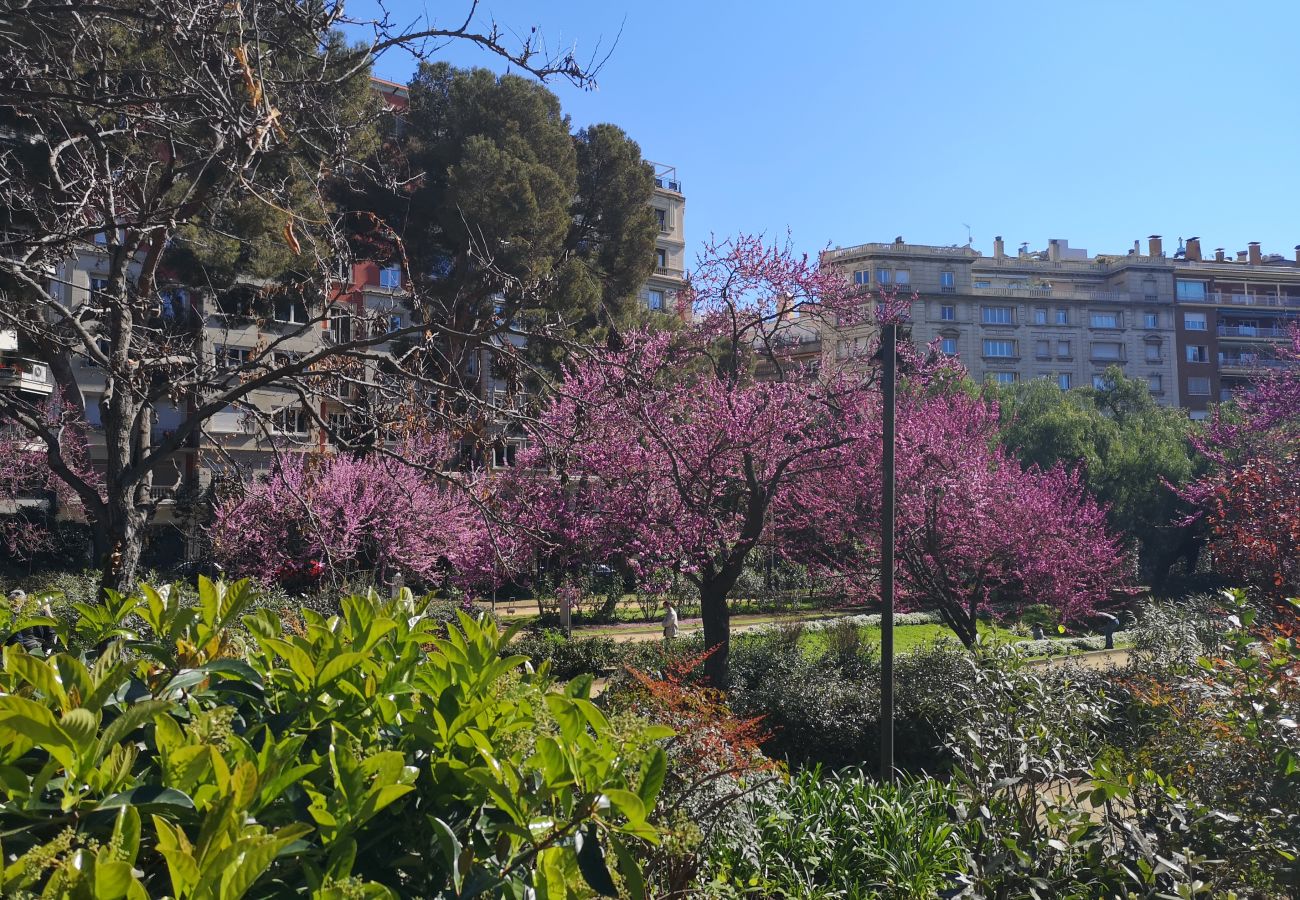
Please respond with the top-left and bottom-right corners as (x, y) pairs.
(0, 580), (667, 898)
(511, 628), (623, 680)
(699, 768), (968, 899)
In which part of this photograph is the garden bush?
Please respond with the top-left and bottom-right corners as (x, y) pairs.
(698, 768), (968, 899)
(0, 579), (668, 898)
(725, 630), (971, 772)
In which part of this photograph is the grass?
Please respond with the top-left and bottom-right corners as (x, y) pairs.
(797, 621), (1025, 657)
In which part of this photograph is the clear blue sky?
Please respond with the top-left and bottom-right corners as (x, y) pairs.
(359, 1), (1300, 263)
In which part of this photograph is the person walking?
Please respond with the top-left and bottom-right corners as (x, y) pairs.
(5, 589), (55, 655)
(662, 599), (679, 642)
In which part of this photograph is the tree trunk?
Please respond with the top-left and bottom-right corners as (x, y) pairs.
(700, 579), (732, 688)
(93, 501), (149, 597)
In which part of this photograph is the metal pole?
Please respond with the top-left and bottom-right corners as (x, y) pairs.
(880, 321), (897, 783)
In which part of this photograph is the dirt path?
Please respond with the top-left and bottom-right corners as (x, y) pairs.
(1027, 648), (1131, 670)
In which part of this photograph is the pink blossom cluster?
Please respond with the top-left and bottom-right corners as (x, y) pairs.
(208, 440), (487, 587)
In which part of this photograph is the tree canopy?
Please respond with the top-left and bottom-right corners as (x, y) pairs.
(986, 367), (1200, 587)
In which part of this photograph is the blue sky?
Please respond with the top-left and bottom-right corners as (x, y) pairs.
(360, 1), (1300, 264)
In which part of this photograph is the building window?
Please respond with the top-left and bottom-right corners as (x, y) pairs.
(647, 289), (664, 311)
(982, 339), (1016, 358)
(1183, 312), (1207, 331)
(853, 270), (868, 285)
(1057, 340), (1071, 357)
(1035, 339), (1051, 358)
(989, 372), (1017, 385)
(328, 310), (352, 344)
(940, 271), (955, 292)
(1144, 312), (1159, 328)
(940, 304), (955, 321)
(90, 277), (110, 297)
(273, 298), (307, 325)
(1057, 373), (1072, 390)
(1186, 345), (1209, 363)
(981, 306), (1014, 325)
(656, 249), (667, 270)
(1055, 309), (1069, 325)
(655, 208), (669, 233)
(1034, 307), (1048, 325)
(1187, 376), (1211, 396)
(1176, 280), (1207, 301)
(1147, 374), (1162, 393)
(1093, 375), (1108, 390)
(1091, 341), (1122, 360)
(388, 314), (403, 333)
(876, 268), (891, 286)
(974, 279), (991, 289)
(1145, 342), (1161, 362)
(940, 337), (958, 355)
(272, 408), (308, 435)
(894, 269), (910, 286)
(327, 412), (351, 437)
(215, 345), (249, 369)
(379, 267), (402, 290)
(1090, 312), (1120, 329)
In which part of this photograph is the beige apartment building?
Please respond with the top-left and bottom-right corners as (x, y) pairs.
(821, 236), (1182, 403)
(643, 162), (688, 317)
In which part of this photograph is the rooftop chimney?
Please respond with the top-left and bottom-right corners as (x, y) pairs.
(1215, 248), (1226, 262)
(1248, 242), (1262, 265)
(1147, 235), (1163, 257)
(1048, 238), (1061, 262)
(993, 235), (1005, 259)
(776, 292), (793, 322)
(1237, 250), (1248, 262)
(1186, 236), (1202, 262)
(1294, 245), (1300, 264)
(1132, 240), (1141, 255)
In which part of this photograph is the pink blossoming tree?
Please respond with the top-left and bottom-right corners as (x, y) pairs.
(209, 439), (487, 589)
(511, 235), (912, 684)
(791, 389), (1131, 646)
(1180, 323), (1300, 597)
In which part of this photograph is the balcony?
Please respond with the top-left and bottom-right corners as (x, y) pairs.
(0, 356), (53, 396)
(650, 161), (682, 194)
(1184, 291), (1300, 308)
(1219, 353), (1290, 373)
(654, 265), (686, 279)
(1217, 324), (1290, 339)
(971, 285), (1137, 303)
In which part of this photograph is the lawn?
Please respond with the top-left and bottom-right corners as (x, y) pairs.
(796, 621), (1025, 657)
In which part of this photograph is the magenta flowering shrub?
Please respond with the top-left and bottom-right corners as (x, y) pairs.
(208, 441), (486, 587)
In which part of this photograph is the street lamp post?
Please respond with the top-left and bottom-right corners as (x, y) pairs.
(878, 320), (897, 784)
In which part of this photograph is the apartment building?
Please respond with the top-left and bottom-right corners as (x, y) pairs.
(1170, 238), (1300, 417)
(821, 236), (1183, 403)
(643, 162), (688, 317)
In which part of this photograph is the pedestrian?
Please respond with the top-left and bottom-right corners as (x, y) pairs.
(662, 599), (679, 642)
(4, 589), (55, 655)
(1097, 611), (1121, 650)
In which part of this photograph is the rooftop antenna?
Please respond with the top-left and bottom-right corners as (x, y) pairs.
(962, 223), (973, 247)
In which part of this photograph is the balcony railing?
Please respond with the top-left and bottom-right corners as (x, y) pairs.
(1219, 354), (1290, 370)
(0, 357), (53, 395)
(1217, 324), (1291, 338)
(1183, 291), (1300, 308)
(971, 285), (1138, 303)
(654, 265), (685, 279)
(826, 243), (980, 261)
